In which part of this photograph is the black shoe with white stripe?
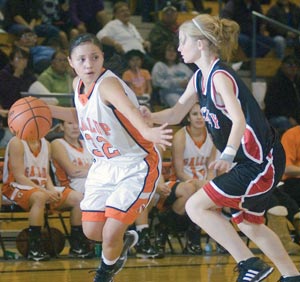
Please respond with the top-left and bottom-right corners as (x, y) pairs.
(235, 257), (273, 282)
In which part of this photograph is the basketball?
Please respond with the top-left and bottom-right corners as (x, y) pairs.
(8, 97), (52, 140)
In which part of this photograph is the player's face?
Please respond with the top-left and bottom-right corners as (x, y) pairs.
(178, 31), (199, 64)
(63, 121), (81, 139)
(189, 104), (205, 129)
(68, 42), (104, 85)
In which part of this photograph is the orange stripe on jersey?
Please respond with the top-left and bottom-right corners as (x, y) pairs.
(113, 108), (160, 195)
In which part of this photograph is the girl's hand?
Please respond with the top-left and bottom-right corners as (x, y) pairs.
(143, 123), (173, 151)
(209, 159), (231, 173)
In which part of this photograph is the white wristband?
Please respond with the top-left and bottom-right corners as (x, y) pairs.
(220, 145), (237, 163)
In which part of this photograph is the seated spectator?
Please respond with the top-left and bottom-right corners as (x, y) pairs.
(2, 135), (93, 261)
(148, 3), (179, 62)
(266, 0), (300, 59)
(264, 55), (300, 135)
(38, 50), (74, 107)
(3, 0), (64, 48)
(96, 1), (154, 69)
(14, 28), (56, 74)
(39, 0), (71, 49)
(221, 0), (277, 58)
(122, 50), (152, 107)
(69, 0), (109, 36)
(154, 103), (218, 256)
(151, 42), (193, 107)
(0, 46), (36, 147)
(50, 120), (93, 195)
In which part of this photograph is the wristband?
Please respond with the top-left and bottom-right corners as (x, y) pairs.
(220, 145), (237, 163)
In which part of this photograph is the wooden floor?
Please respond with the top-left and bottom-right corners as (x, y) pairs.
(1, 250), (300, 282)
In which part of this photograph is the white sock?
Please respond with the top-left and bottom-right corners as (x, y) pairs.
(101, 252), (119, 265)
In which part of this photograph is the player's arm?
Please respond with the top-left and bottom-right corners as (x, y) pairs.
(172, 128), (191, 182)
(100, 76), (172, 148)
(46, 142), (62, 202)
(209, 72), (246, 172)
(51, 140), (90, 178)
(150, 77), (198, 125)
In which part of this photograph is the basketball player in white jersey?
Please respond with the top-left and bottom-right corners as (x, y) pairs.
(2, 136), (90, 261)
(48, 33), (172, 282)
(51, 120), (93, 194)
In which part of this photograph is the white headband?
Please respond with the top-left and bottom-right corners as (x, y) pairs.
(192, 18), (216, 46)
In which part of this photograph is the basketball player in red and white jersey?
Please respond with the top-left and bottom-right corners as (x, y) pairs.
(2, 136), (91, 261)
(48, 33), (172, 282)
(51, 120), (93, 194)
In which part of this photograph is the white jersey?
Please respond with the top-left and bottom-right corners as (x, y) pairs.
(51, 138), (93, 194)
(3, 137), (49, 188)
(74, 70), (160, 220)
(183, 126), (214, 180)
(74, 69), (153, 165)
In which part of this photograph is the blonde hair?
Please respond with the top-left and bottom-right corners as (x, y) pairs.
(180, 14), (240, 62)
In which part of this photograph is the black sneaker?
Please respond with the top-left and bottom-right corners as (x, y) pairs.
(69, 246), (94, 258)
(184, 241), (203, 255)
(135, 228), (162, 259)
(69, 232), (94, 258)
(93, 267), (115, 282)
(184, 225), (202, 255)
(114, 230), (139, 274)
(278, 276), (300, 282)
(28, 239), (50, 261)
(155, 224), (168, 257)
(235, 257), (273, 282)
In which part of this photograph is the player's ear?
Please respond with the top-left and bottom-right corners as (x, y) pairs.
(67, 56), (73, 68)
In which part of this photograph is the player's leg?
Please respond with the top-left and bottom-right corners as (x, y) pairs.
(186, 188), (253, 261)
(238, 221), (299, 277)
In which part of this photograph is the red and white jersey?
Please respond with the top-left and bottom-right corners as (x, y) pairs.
(183, 126), (214, 180)
(74, 69), (156, 166)
(3, 137), (49, 188)
(51, 138), (93, 194)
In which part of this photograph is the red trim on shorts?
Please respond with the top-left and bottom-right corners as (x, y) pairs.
(82, 211), (106, 222)
(203, 182), (265, 224)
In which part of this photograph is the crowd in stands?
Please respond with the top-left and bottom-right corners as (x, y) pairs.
(0, 0), (300, 262)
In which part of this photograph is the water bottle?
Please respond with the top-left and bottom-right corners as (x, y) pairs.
(5, 250), (19, 259)
(204, 242), (213, 254)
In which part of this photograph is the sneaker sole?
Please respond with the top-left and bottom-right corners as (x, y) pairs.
(255, 267), (274, 282)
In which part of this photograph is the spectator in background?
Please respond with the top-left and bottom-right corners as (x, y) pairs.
(3, 0), (65, 48)
(151, 42), (193, 107)
(264, 55), (300, 136)
(0, 47), (36, 147)
(38, 50), (74, 107)
(14, 28), (56, 74)
(266, 0), (300, 60)
(69, 0), (109, 36)
(122, 50), (152, 107)
(148, 3), (179, 62)
(221, 0), (277, 58)
(96, 1), (153, 69)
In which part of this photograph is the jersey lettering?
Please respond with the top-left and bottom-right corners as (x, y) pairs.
(80, 118), (111, 136)
(84, 133), (120, 159)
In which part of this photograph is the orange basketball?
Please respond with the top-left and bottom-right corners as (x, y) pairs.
(8, 97), (52, 140)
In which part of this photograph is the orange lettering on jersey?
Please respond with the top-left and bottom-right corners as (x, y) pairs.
(99, 123), (111, 136)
